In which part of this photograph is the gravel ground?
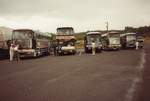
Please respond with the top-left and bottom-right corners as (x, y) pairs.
(0, 49), (143, 101)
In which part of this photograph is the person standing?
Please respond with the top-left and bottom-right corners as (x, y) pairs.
(9, 43), (14, 61)
(92, 40), (96, 55)
(135, 41), (139, 50)
(14, 42), (20, 61)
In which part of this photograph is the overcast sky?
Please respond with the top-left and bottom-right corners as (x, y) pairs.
(0, 0), (150, 32)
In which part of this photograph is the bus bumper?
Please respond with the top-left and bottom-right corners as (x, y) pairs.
(108, 44), (121, 50)
(18, 49), (37, 57)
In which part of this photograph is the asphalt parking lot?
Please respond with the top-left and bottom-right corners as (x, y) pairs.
(0, 49), (145, 101)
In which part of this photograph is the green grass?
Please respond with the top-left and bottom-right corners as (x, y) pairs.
(75, 40), (84, 49)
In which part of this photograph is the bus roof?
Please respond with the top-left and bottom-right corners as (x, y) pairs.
(57, 27), (74, 30)
(13, 29), (34, 32)
(86, 32), (102, 35)
(120, 33), (136, 37)
(108, 31), (121, 34)
(101, 31), (121, 37)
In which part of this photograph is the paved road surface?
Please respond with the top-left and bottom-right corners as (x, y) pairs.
(133, 43), (150, 101)
(0, 49), (144, 101)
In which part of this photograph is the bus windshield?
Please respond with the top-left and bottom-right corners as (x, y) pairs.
(109, 37), (120, 45)
(12, 30), (33, 49)
(127, 35), (136, 41)
(109, 34), (120, 38)
(87, 34), (101, 44)
(57, 28), (74, 35)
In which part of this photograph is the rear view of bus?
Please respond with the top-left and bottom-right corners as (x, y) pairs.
(84, 32), (102, 53)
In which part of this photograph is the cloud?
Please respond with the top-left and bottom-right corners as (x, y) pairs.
(0, 0), (150, 32)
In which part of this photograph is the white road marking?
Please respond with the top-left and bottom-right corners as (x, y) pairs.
(124, 50), (146, 101)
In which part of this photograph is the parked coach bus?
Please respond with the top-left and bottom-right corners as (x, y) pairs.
(0, 27), (12, 59)
(101, 31), (121, 50)
(120, 33), (136, 49)
(53, 27), (76, 55)
(12, 29), (51, 57)
(84, 32), (102, 53)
